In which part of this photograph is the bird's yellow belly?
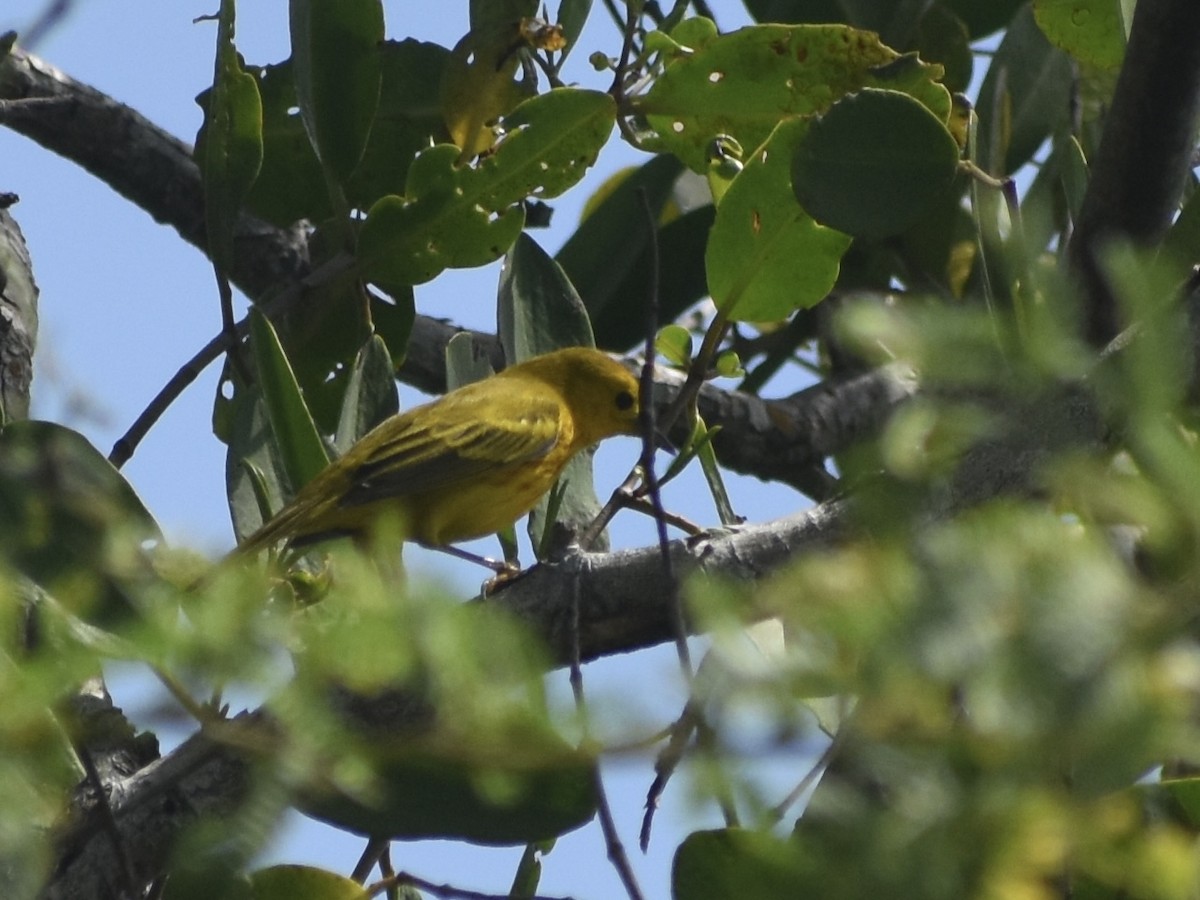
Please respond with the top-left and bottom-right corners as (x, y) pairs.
(406, 463), (559, 545)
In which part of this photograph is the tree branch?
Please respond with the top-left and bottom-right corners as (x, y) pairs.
(1068, 0), (1200, 345)
(0, 203), (37, 422)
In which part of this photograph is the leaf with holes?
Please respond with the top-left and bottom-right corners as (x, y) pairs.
(358, 88), (613, 286)
(639, 22), (951, 172)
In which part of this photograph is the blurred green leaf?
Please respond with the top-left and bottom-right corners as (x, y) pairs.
(708, 116), (851, 321)
(792, 89), (960, 239)
(301, 726), (598, 844)
(673, 828), (805, 900)
(0, 421), (161, 624)
(250, 865), (366, 900)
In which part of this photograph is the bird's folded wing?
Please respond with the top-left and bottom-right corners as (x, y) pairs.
(339, 395), (562, 507)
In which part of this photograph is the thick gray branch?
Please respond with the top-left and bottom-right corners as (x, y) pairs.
(0, 204), (37, 421)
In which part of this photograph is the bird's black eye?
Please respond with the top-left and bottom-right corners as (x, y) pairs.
(615, 390), (635, 411)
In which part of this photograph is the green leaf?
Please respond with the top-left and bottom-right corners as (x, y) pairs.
(358, 88), (613, 286)
(742, 0), (1023, 38)
(707, 117), (852, 321)
(348, 40), (451, 211)
(301, 729), (599, 844)
(218, 366), (289, 542)
(945, 0), (1026, 36)
(249, 307), (330, 493)
(333, 334), (399, 456)
(638, 22), (952, 172)
(289, 0), (384, 183)
(655, 323), (693, 366)
(555, 155), (716, 351)
(499, 233), (596, 361)
(557, 0), (593, 62)
(441, 23), (531, 158)
(223, 60), (327, 227)
(473, 88), (616, 208)
(199, 0), (263, 272)
(1022, 132), (1089, 257)
(0, 421), (161, 624)
(249, 865), (366, 900)
(1153, 777), (1200, 831)
(445, 331), (498, 391)
(227, 42), (449, 228)
(672, 828), (806, 900)
(791, 88), (961, 239)
(913, 3), (973, 94)
(556, 155), (685, 339)
(497, 234), (608, 554)
(471, 0), (538, 34)
(975, 4), (1074, 174)
(715, 350), (744, 378)
(595, 205), (715, 352)
(357, 144), (527, 286)
(1034, 0), (1127, 70)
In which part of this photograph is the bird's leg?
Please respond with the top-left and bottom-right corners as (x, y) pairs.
(419, 541), (519, 575)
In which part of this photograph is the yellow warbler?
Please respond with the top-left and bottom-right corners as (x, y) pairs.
(236, 347), (641, 555)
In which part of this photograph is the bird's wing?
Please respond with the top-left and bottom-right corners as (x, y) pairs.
(338, 393), (563, 507)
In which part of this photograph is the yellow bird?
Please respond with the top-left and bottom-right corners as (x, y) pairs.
(235, 346), (641, 557)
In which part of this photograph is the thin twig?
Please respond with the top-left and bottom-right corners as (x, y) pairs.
(352, 837), (390, 884)
(637, 187), (692, 677)
(108, 252), (356, 468)
(567, 567), (646, 900)
(765, 729), (844, 825)
(640, 700), (698, 850)
(365, 871), (576, 900)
